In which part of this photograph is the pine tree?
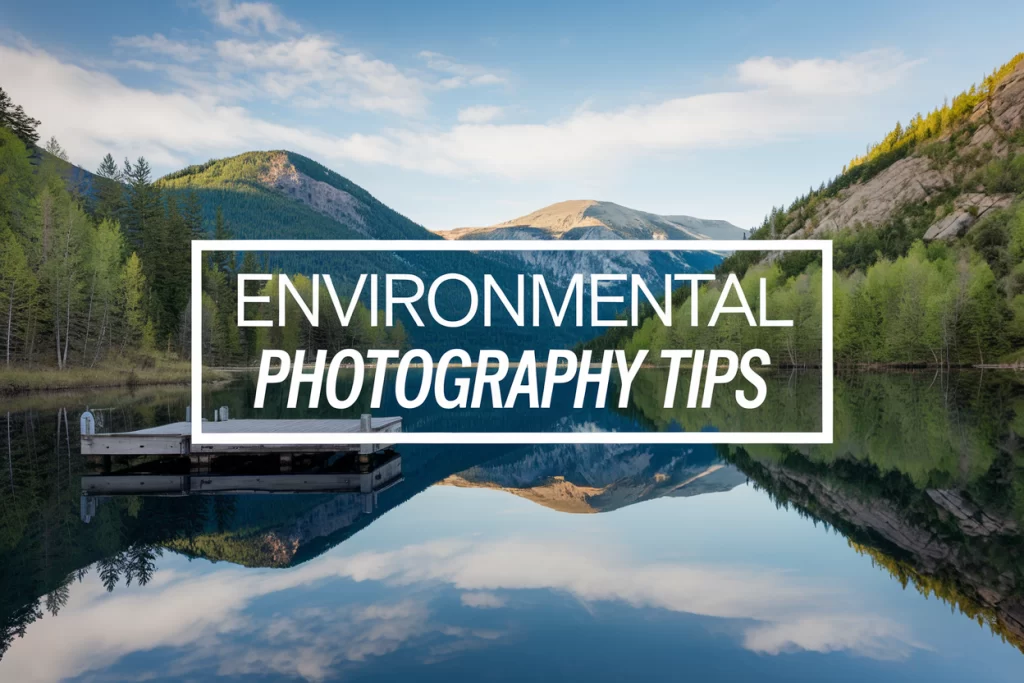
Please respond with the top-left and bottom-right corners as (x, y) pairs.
(94, 153), (125, 224)
(119, 252), (147, 353)
(211, 206), (234, 273)
(181, 190), (205, 238)
(122, 157), (161, 254)
(0, 87), (41, 147)
(156, 194), (192, 342)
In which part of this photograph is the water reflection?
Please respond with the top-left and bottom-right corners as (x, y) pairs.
(0, 371), (1022, 681)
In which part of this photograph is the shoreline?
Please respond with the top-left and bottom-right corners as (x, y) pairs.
(1, 360), (1019, 397)
(0, 365), (228, 397)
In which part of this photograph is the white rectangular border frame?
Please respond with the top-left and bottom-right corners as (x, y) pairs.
(191, 239), (833, 445)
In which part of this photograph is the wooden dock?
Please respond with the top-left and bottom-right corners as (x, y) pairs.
(80, 415), (403, 456)
(81, 456), (403, 497)
(78, 450), (404, 522)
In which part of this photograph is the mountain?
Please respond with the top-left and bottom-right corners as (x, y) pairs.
(439, 442), (745, 513)
(156, 153), (727, 351)
(772, 54), (1024, 244)
(662, 214), (750, 241)
(158, 150), (439, 242)
(440, 199), (745, 241)
(157, 151), (580, 352)
(603, 52), (1024, 367)
(34, 148), (99, 199)
(437, 199), (732, 283)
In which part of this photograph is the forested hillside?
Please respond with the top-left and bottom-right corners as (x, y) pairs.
(611, 52), (1024, 367)
(0, 92), (592, 380)
(158, 150), (439, 242)
(0, 92), (412, 378)
(0, 88), (196, 379)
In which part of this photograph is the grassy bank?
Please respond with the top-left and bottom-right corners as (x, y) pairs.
(0, 360), (215, 395)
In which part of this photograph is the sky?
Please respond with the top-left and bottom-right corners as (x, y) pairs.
(1, 0), (1023, 231)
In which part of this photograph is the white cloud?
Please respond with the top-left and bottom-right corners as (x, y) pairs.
(743, 616), (929, 660)
(0, 40), (919, 181)
(460, 591), (507, 608)
(419, 50), (508, 88)
(113, 33), (205, 63)
(213, 35), (428, 114)
(457, 105), (503, 124)
(736, 48), (922, 96)
(202, 0), (300, 35)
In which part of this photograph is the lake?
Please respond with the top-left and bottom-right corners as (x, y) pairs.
(1, 370), (1023, 682)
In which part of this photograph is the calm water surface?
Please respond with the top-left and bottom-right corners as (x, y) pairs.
(1, 370), (1023, 681)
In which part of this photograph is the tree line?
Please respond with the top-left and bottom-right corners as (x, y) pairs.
(616, 233), (1019, 367)
(199, 254), (409, 367)
(1, 86), (408, 372)
(0, 105), (199, 369)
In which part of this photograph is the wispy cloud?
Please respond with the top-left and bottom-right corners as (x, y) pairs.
(113, 33), (205, 63)
(201, 0), (300, 35)
(212, 35), (429, 114)
(419, 50), (508, 89)
(736, 48), (923, 96)
(1, 33), (920, 180)
(457, 105), (503, 124)
(105, 4), (505, 118)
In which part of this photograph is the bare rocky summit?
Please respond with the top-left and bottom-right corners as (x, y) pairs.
(439, 199), (745, 242)
(437, 199), (743, 283)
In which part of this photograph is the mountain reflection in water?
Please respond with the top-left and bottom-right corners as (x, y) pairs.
(0, 371), (1023, 682)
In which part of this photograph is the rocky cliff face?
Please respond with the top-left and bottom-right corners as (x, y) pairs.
(258, 152), (369, 234)
(788, 58), (1024, 241)
(757, 461), (1024, 650)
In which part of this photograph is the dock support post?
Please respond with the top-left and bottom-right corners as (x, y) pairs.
(80, 495), (97, 523)
(359, 413), (375, 455)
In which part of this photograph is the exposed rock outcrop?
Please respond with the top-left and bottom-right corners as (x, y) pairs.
(922, 193), (1016, 240)
(789, 58), (1024, 239)
(761, 462), (1024, 649)
(926, 488), (1019, 536)
(796, 156), (952, 238)
(258, 152), (368, 234)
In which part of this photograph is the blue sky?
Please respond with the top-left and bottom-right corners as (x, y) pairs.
(2, 0), (1023, 230)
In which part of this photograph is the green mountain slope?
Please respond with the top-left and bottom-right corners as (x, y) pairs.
(158, 151), (605, 353)
(157, 150), (729, 354)
(158, 150), (438, 241)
